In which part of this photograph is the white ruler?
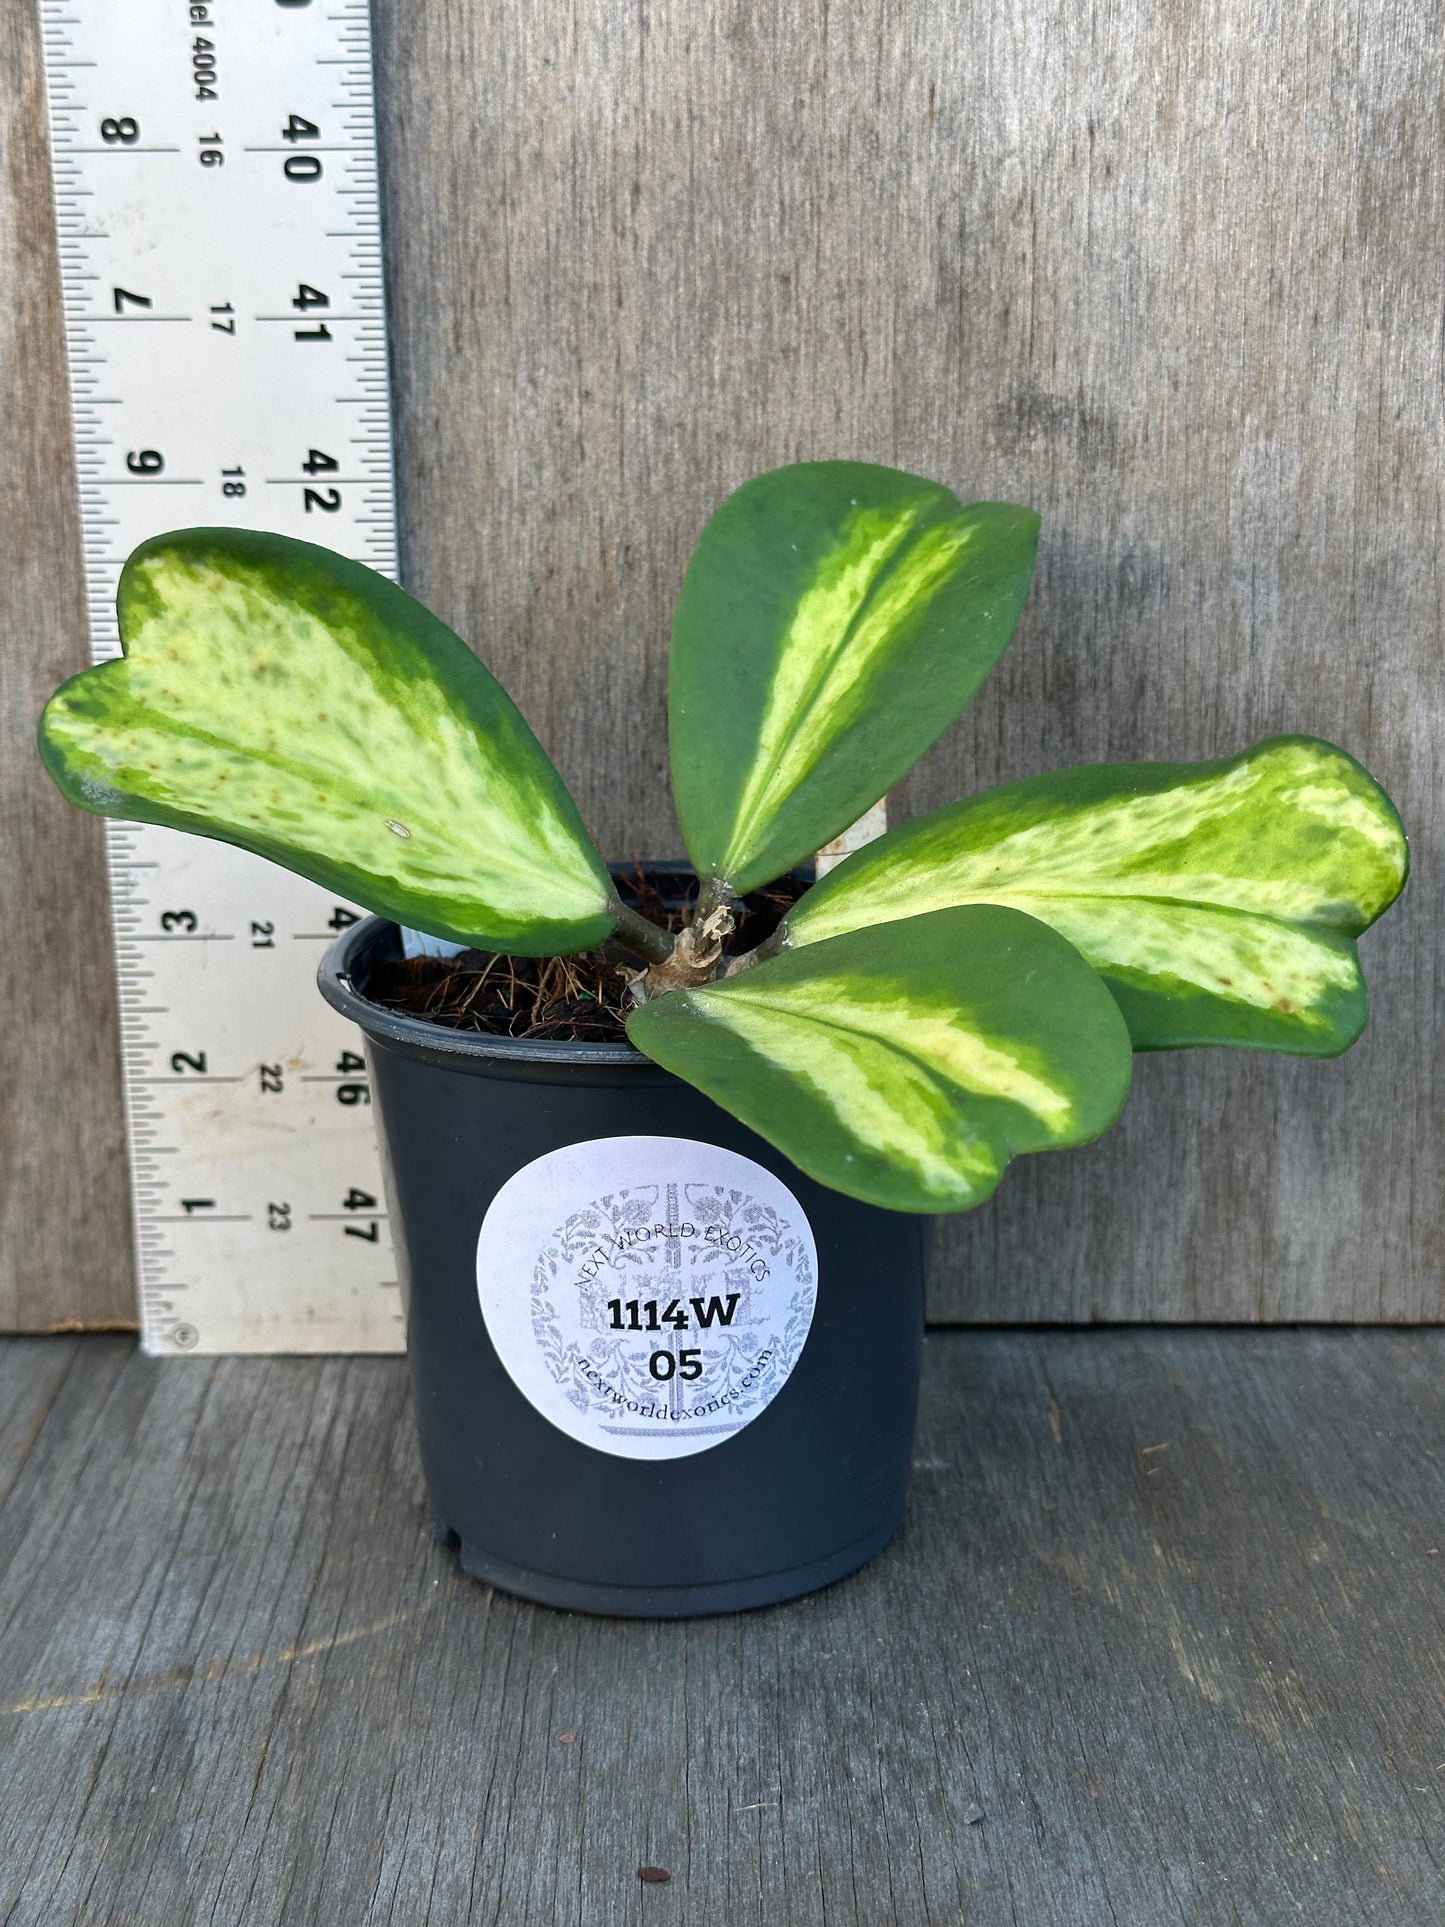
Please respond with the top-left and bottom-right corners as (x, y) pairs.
(41, 0), (404, 1354)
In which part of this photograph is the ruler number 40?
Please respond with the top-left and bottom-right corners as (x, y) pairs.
(283, 113), (322, 185)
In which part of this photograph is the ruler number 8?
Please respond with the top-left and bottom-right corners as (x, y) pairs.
(100, 117), (139, 144)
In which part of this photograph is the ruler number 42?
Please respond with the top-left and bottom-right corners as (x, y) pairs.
(300, 440), (341, 513)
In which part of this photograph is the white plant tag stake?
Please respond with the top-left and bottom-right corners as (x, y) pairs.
(815, 800), (890, 876)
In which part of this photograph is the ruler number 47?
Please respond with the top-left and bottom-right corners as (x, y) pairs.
(343, 1185), (380, 1243)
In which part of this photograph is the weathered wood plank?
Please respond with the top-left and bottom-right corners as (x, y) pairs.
(1, 1332), (1442, 1924)
(371, 0), (1441, 1324)
(3, 0), (1441, 1324)
(0, 3), (132, 1331)
(0, 1338), (81, 1513)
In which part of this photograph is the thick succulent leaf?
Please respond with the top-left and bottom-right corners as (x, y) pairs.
(784, 737), (1409, 1055)
(627, 907), (1132, 1212)
(669, 462), (1039, 895)
(39, 529), (618, 954)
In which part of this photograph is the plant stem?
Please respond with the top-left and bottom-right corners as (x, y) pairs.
(721, 921), (786, 977)
(692, 873), (736, 928)
(610, 901), (676, 965)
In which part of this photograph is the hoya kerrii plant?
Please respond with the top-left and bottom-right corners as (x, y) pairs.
(38, 461), (1408, 1214)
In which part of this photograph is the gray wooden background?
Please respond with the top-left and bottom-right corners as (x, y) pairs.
(3, 0), (1439, 1331)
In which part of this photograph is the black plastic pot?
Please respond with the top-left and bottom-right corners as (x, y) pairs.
(319, 897), (926, 1619)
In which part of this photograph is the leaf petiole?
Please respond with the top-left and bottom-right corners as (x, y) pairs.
(610, 901), (675, 965)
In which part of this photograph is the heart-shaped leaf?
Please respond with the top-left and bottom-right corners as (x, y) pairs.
(39, 530), (619, 954)
(627, 907), (1132, 1212)
(669, 462), (1039, 895)
(784, 737), (1409, 1054)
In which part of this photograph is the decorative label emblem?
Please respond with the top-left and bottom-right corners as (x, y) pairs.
(475, 1136), (818, 1460)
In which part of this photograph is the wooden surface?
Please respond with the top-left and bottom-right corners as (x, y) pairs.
(2, 1330), (1443, 1924)
(0, 3), (132, 1330)
(4, 0), (1441, 1326)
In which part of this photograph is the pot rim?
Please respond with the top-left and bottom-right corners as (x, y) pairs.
(318, 914), (651, 1066)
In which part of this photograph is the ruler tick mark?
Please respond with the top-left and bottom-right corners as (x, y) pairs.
(133, 1077), (245, 1086)
(152, 1215), (253, 1224)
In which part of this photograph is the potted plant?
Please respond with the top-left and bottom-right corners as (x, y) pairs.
(38, 461), (1407, 1616)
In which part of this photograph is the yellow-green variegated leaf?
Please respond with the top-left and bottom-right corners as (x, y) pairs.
(627, 907), (1132, 1212)
(784, 737), (1408, 1055)
(39, 530), (619, 955)
(669, 462), (1039, 895)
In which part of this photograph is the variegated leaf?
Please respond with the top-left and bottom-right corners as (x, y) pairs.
(784, 737), (1408, 1055)
(669, 462), (1039, 895)
(39, 529), (618, 955)
(627, 907), (1132, 1212)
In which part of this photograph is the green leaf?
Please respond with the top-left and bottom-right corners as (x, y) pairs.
(669, 461), (1039, 895)
(784, 737), (1409, 1055)
(627, 907), (1132, 1212)
(39, 529), (618, 954)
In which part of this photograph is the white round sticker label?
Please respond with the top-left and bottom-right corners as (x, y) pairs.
(475, 1135), (818, 1460)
